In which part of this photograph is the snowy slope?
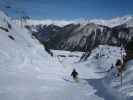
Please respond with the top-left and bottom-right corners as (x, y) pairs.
(1, 10), (133, 100)
(0, 10), (106, 100)
(55, 45), (133, 99)
(75, 45), (123, 79)
(53, 45), (122, 82)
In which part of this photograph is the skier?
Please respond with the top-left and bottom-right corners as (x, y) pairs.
(71, 68), (79, 80)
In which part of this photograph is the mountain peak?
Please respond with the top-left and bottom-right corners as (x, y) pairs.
(13, 15), (133, 28)
(89, 15), (133, 27)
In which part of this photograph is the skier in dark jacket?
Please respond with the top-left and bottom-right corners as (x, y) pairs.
(71, 68), (78, 79)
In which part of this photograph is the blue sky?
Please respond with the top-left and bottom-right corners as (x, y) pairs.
(0, 0), (133, 20)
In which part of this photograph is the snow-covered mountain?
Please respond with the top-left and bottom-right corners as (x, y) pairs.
(90, 16), (133, 27)
(23, 15), (133, 28)
(14, 19), (77, 27)
(27, 23), (133, 51)
(23, 16), (133, 52)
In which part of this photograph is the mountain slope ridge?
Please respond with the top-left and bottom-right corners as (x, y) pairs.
(21, 15), (133, 27)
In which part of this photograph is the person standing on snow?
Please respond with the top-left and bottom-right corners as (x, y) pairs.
(71, 68), (78, 80)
